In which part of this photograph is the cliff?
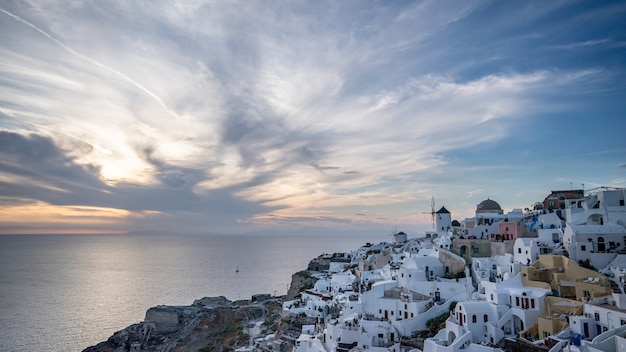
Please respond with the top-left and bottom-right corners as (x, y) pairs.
(83, 254), (324, 352)
(285, 270), (317, 300)
(83, 296), (282, 352)
(83, 269), (318, 352)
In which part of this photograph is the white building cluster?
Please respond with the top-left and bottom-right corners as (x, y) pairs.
(276, 188), (626, 352)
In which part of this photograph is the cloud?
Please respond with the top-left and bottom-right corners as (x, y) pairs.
(0, 131), (272, 233)
(1, 1), (624, 233)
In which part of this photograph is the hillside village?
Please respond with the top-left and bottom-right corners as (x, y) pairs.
(270, 187), (626, 352)
(85, 187), (626, 352)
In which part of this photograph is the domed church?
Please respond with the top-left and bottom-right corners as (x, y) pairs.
(476, 199), (503, 214)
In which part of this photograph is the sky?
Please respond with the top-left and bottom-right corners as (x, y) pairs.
(0, 1), (625, 235)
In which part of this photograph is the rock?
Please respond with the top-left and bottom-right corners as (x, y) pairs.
(82, 297), (281, 352)
(192, 296), (233, 308)
(285, 270), (316, 300)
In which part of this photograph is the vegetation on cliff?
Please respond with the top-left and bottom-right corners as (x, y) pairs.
(84, 262), (321, 352)
(82, 298), (278, 352)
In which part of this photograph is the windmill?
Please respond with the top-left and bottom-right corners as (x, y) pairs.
(422, 196), (436, 230)
(387, 226), (397, 243)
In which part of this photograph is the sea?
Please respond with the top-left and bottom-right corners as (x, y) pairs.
(0, 232), (386, 352)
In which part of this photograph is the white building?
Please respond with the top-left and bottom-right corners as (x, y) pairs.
(398, 251), (444, 285)
(513, 238), (554, 265)
(473, 254), (521, 287)
(535, 211), (565, 243)
(322, 315), (401, 352)
(562, 189), (626, 269)
(578, 325), (626, 352)
(424, 273), (550, 351)
(568, 293), (626, 340)
(601, 255), (626, 294)
(313, 271), (357, 295)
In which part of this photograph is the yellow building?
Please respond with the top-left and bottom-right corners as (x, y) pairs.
(521, 255), (612, 301)
(536, 296), (583, 339)
(519, 255), (612, 341)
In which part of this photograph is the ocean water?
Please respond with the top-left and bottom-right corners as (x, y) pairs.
(0, 232), (385, 352)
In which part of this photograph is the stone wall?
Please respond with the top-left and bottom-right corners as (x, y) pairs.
(145, 307), (180, 333)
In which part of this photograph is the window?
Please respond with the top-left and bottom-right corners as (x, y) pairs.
(473, 247), (479, 254)
(531, 299), (535, 309)
(581, 245), (586, 251)
(516, 297), (520, 306)
(595, 313), (600, 321)
(472, 315), (477, 323)
(518, 248), (522, 254)
(484, 314), (488, 322)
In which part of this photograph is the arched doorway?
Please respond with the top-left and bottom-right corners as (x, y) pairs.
(513, 315), (524, 334)
(597, 237), (605, 253)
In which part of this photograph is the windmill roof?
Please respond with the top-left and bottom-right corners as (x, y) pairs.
(436, 206), (450, 214)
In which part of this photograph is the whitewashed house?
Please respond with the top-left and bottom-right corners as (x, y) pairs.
(425, 273), (550, 351)
(398, 250), (444, 285)
(313, 271), (357, 295)
(536, 211), (565, 244)
(473, 254), (521, 287)
(513, 238), (554, 265)
(322, 313), (401, 352)
(568, 293), (626, 340)
(578, 325), (626, 352)
(562, 189), (626, 269)
(601, 254), (626, 294)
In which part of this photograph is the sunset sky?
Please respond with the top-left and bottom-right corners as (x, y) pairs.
(1, 1), (625, 235)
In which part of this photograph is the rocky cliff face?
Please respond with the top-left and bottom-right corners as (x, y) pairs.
(285, 270), (317, 300)
(82, 297), (281, 352)
(84, 260), (321, 352)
